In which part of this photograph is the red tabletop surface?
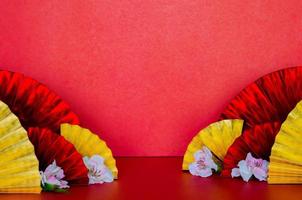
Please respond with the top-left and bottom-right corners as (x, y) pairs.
(1, 157), (302, 200)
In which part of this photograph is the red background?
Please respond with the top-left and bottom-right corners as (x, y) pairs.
(0, 0), (302, 156)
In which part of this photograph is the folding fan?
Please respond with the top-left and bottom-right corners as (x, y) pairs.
(0, 101), (41, 193)
(60, 123), (118, 179)
(268, 100), (302, 184)
(222, 122), (281, 176)
(182, 119), (243, 170)
(0, 70), (79, 133)
(28, 127), (89, 185)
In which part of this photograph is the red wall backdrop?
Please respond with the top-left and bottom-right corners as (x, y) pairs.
(1, 0), (302, 156)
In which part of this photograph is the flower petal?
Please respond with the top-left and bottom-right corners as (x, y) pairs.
(238, 160), (253, 182)
(102, 169), (114, 183)
(189, 162), (200, 176)
(193, 150), (204, 160)
(90, 155), (105, 164)
(252, 167), (267, 181)
(198, 168), (213, 177)
(231, 168), (240, 178)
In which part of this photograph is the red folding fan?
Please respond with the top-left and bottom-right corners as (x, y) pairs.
(220, 66), (302, 176)
(28, 127), (88, 185)
(0, 70), (79, 132)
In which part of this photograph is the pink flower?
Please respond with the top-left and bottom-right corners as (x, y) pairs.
(189, 146), (218, 177)
(83, 155), (113, 184)
(231, 153), (268, 182)
(40, 160), (69, 189)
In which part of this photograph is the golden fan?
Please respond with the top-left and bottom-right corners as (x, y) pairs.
(268, 100), (302, 184)
(60, 123), (118, 178)
(0, 101), (41, 193)
(182, 119), (243, 170)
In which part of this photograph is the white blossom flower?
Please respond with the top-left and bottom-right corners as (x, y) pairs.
(83, 155), (114, 184)
(40, 160), (69, 189)
(189, 146), (218, 177)
(231, 153), (269, 182)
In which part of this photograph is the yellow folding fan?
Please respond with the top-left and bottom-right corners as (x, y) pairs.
(61, 123), (118, 178)
(182, 119), (243, 170)
(0, 101), (41, 193)
(268, 100), (302, 184)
